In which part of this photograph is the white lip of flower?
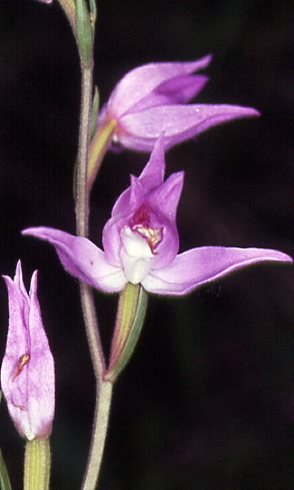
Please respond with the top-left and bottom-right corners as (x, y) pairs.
(120, 225), (162, 284)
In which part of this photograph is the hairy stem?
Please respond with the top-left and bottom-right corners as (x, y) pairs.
(76, 65), (112, 490)
(76, 66), (92, 238)
(81, 381), (113, 490)
(76, 65), (106, 377)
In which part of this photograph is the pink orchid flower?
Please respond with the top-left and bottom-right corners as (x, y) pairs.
(97, 55), (259, 152)
(23, 138), (292, 295)
(1, 261), (55, 440)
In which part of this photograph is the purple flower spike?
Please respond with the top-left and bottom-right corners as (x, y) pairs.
(22, 137), (292, 296)
(97, 55), (260, 151)
(1, 261), (55, 440)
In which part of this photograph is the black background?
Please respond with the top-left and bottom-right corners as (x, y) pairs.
(0, 0), (293, 489)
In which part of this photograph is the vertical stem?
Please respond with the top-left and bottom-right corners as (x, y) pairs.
(76, 64), (113, 490)
(76, 64), (106, 378)
(79, 282), (106, 378)
(76, 66), (92, 238)
(75, 63), (107, 375)
(81, 381), (113, 490)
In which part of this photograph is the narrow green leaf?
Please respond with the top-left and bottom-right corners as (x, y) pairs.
(0, 449), (12, 490)
(76, 0), (93, 66)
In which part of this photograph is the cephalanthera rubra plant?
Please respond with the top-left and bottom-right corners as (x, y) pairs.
(0, 1), (292, 489)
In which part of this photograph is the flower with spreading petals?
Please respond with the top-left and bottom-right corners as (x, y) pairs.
(96, 55), (259, 152)
(1, 261), (55, 441)
(23, 138), (292, 295)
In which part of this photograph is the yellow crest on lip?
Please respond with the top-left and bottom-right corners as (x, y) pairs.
(133, 224), (163, 254)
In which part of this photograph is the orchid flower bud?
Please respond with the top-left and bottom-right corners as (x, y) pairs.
(1, 261), (55, 441)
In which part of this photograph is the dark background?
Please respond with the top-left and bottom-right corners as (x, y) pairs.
(0, 0), (293, 489)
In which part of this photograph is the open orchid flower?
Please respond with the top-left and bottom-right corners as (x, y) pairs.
(23, 137), (292, 295)
(97, 55), (260, 152)
(0, 261), (55, 441)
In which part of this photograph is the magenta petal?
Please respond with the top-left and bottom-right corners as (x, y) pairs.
(118, 104), (260, 151)
(107, 55), (212, 117)
(110, 175), (144, 220)
(154, 74), (209, 104)
(128, 177), (145, 211)
(111, 135), (166, 217)
(26, 271), (55, 439)
(137, 134), (166, 188)
(149, 171), (184, 224)
(142, 246), (293, 295)
(129, 75), (209, 113)
(22, 227), (127, 293)
(1, 261), (55, 440)
(103, 177), (151, 265)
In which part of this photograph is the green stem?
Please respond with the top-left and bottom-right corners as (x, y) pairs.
(76, 59), (112, 490)
(81, 381), (113, 490)
(75, 64), (106, 379)
(23, 438), (50, 490)
(76, 66), (93, 237)
(75, 39), (112, 372)
(79, 283), (106, 378)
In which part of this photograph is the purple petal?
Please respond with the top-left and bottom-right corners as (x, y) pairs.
(149, 221), (179, 271)
(129, 75), (209, 113)
(154, 74), (209, 104)
(117, 104), (260, 151)
(111, 135), (166, 217)
(102, 216), (125, 266)
(26, 270), (55, 439)
(103, 178), (146, 266)
(107, 55), (212, 118)
(137, 134), (166, 188)
(148, 171), (184, 224)
(22, 227), (127, 293)
(1, 266), (30, 403)
(143, 172), (183, 269)
(111, 175), (145, 221)
(142, 246), (292, 295)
